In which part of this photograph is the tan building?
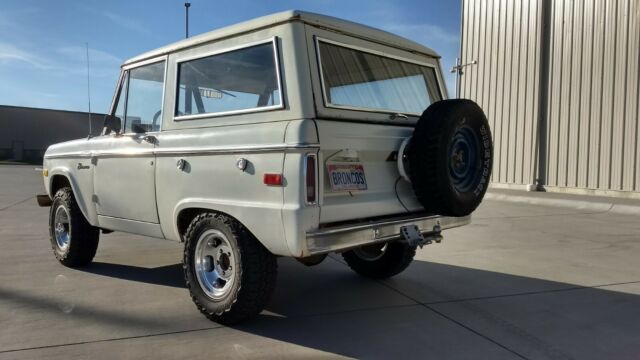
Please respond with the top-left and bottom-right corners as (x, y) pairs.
(460, 0), (640, 198)
(0, 105), (104, 163)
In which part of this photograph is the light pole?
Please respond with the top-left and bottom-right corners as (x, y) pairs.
(185, 2), (191, 39)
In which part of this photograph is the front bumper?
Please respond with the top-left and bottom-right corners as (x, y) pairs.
(305, 213), (471, 255)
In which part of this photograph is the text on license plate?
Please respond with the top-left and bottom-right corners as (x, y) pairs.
(327, 164), (368, 191)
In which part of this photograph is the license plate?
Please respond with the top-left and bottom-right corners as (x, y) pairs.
(327, 164), (368, 191)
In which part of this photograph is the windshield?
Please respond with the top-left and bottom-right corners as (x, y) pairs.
(317, 40), (442, 115)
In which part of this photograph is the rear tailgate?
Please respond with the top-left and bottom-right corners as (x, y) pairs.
(317, 119), (422, 223)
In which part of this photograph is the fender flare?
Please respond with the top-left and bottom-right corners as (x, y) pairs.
(47, 167), (96, 226)
(172, 198), (291, 256)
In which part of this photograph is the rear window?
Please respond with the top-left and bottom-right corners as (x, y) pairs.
(317, 40), (441, 115)
(175, 39), (282, 119)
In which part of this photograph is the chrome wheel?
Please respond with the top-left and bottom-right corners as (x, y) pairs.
(353, 243), (388, 261)
(194, 229), (236, 300)
(53, 205), (71, 251)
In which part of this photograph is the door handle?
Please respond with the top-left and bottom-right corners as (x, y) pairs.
(141, 135), (157, 144)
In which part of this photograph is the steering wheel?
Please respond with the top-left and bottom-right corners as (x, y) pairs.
(152, 110), (186, 130)
(152, 110), (162, 131)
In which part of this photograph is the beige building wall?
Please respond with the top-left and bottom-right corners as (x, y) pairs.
(460, 0), (640, 197)
(0, 106), (104, 162)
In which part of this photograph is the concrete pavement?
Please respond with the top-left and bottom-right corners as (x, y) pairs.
(1, 164), (639, 359)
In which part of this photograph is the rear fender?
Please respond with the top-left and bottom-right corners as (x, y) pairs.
(172, 198), (291, 256)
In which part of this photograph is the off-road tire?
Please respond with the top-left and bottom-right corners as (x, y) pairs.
(408, 99), (493, 216)
(49, 187), (99, 267)
(342, 241), (416, 279)
(183, 213), (277, 325)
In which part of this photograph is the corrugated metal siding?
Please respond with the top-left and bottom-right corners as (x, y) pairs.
(460, 0), (542, 186)
(461, 0), (640, 194)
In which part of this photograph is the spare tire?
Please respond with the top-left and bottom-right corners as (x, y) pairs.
(407, 99), (493, 217)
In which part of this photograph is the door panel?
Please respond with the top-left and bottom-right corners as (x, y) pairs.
(93, 58), (166, 226)
(93, 135), (158, 223)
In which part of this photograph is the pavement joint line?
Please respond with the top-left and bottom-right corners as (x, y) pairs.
(325, 255), (529, 359)
(376, 278), (530, 359)
(420, 279), (640, 305)
(0, 302), (421, 354)
(0, 196), (35, 212)
(474, 207), (615, 220)
(0, 326), (223, 355)
(485, 192), (640, 216)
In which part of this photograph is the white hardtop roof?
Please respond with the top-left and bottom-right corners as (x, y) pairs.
(124, 10), (440, 66)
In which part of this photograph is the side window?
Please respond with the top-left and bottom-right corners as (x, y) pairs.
(175, 41), (281, 117)
(124, 61), (166, 133)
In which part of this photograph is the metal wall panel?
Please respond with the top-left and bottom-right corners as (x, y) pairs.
(460, 0), (542, 186)
(461, 0), (640, 195)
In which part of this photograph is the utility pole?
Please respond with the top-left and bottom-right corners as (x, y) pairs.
(185, 2), (191, 38)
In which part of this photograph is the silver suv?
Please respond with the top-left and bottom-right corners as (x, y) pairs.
(38, 10), (493, 324)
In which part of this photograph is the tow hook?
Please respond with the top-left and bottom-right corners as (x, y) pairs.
(400, 224), (442, 248)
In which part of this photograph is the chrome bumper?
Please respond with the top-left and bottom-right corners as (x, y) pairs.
(305, 214), (471, 255)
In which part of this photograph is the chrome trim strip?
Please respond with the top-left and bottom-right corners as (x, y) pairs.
(173, 103), (284, 121)
(44, 152), (94, 159)
(155, 144), (319, 156)
(44, 143), (320, 159)
(306, 214), (470, 255)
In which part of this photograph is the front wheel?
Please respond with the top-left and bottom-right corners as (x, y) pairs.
(183, 213), (277, 325)
(342, 241), (416, 279)
(49, 187), (99, 267)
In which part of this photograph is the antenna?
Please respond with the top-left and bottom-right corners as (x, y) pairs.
(85, 42), (93, 138)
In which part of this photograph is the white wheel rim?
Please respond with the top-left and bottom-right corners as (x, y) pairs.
(53, 205), (71, 251)
(194, 229), (236, 300)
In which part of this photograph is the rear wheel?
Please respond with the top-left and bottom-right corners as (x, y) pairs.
(183, 213), (277, 325)
(342, 241), (416, 279)
(49, 187), (99, 267)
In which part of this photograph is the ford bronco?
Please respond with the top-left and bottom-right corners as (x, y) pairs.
(38, 10), (493, 324)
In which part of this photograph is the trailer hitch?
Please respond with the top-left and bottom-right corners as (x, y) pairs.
(400, 224), (442, 248)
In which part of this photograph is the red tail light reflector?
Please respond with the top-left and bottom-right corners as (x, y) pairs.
(263, 173), (283, 186)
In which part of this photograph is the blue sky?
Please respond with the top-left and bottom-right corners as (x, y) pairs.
(0, 0), (460, 113)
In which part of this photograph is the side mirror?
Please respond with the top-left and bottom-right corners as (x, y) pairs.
(103, 114), (122, 135)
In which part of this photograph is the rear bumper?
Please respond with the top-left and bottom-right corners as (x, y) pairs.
(305, 213), (471, 255)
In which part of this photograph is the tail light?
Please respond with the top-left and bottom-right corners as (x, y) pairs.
(305, 153), (317, 204)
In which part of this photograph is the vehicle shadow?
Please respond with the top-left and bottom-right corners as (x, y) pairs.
(234, 258), (640, 359)
(75, 258), (640, 358)
(83, 262), (186, 288)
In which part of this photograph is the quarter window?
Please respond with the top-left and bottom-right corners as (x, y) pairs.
(175, 41), (281, 117)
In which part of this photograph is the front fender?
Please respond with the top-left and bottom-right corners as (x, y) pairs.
(170, 198), (291, 256)
(47, 165), (98, 226)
